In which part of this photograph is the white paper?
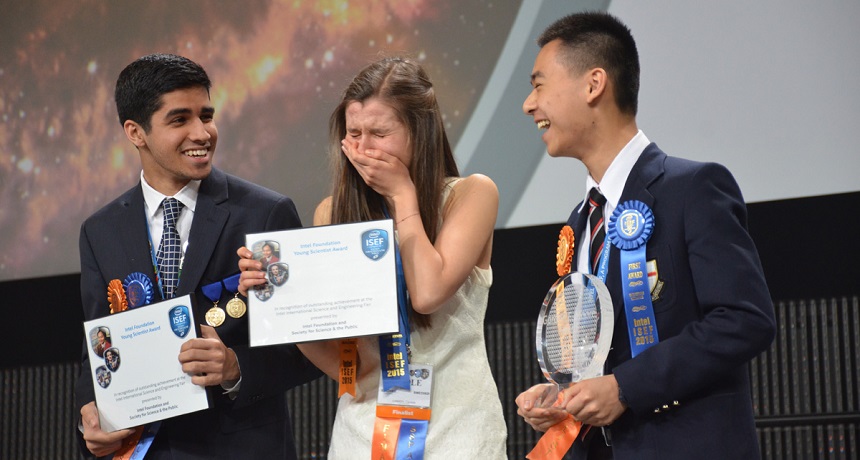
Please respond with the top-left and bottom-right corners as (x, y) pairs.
(247, 219), (398, 346)
(83, 294), (209, 432)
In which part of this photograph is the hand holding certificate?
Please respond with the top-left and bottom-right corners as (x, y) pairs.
(246, 219), (399, 346)
(82, 294), (209, 432)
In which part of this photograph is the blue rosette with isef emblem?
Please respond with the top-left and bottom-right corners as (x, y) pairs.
(123, 272), (154, 308)
(607, 200), (660, 357)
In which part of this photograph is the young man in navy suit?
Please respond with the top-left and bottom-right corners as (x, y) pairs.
(76, 54), (319, 459)
(515, 12), (775, 459)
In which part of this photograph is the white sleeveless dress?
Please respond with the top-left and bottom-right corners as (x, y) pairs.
(327, 179), (508, 459)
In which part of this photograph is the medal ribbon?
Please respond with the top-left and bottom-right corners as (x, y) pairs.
(220, 273), (247, 320)
(222, 273), (241, 295)
(201, 280), (223, 306)
(608, 201), (659, 358)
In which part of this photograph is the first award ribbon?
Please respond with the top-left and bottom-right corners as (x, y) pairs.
(607, 200), (659, 357)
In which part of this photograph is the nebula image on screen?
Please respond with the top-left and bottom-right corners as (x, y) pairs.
(0, 1), (518, 280)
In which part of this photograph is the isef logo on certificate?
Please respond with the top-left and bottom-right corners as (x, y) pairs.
(361, 229), (389, 260)
(169, 305), (191, 338)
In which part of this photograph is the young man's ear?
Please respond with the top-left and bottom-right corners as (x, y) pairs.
(123, 120), (147, 149)
(585, 68), (608, 104)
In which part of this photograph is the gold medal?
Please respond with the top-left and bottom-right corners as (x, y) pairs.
(556, 225), (574, 277)
(226, 295), (246, 319)
(205, 304), (226, 327)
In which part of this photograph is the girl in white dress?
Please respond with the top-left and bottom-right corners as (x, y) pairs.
(239, 57), (507, 459)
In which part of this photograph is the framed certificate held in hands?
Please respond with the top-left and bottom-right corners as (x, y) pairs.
(82, 294), (210, 432)
(246, 219), (398, 346)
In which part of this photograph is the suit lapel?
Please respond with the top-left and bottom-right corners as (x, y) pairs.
(619, 144), (665, 210)
(118, 186), (161, 283)
(607, 144), (666, 321)
(177, 168), (229, 295)
(564, 145), (668, 325)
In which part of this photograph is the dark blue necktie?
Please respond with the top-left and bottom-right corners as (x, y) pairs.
(156, 197), (183, 299)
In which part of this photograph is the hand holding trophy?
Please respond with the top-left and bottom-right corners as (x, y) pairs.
(527, 226), (614, 460)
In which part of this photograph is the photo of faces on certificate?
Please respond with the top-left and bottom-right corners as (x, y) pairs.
(90, 326), (121, 388)
(250, 240), (289, 302)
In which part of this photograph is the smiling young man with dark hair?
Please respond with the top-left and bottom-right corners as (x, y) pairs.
(76, 53), (319, 460)
(516, 12), (775, 460)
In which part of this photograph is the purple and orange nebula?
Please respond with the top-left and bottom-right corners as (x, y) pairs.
(0, 1), (518, 280)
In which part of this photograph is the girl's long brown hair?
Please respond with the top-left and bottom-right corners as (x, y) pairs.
(328, 57), (459, 328)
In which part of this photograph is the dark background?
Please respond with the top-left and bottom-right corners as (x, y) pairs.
(3, 191), (858, 369)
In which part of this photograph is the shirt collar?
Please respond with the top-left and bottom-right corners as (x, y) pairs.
(579, 130), (650, 212)
(140, 171), (200, 219)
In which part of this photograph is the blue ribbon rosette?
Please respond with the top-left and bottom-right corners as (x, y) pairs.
(123, 272), (154, 308)
(607, 200), (660, 358)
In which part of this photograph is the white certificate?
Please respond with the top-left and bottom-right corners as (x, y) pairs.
(83, 294), (209, 432)
(247, 219), (398, 346)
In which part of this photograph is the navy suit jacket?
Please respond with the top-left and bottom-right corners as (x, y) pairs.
(565, 144), (775, 459)
(75, 168), (321, 460)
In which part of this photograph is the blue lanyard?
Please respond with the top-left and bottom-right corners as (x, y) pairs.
(378, 206), (413, 391)
(591, 237), (611, 285)
(382, 207), (412, 349)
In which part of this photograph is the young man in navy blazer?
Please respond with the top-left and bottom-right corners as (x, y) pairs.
(516, 12), (775, 460)
(76, 53), (320, 459)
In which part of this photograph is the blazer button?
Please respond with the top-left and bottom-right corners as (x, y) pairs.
(654, 407), (662, 414)
(673, 401), (680, 406)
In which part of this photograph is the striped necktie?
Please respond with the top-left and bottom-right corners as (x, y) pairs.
(587, 188), (607, 274)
